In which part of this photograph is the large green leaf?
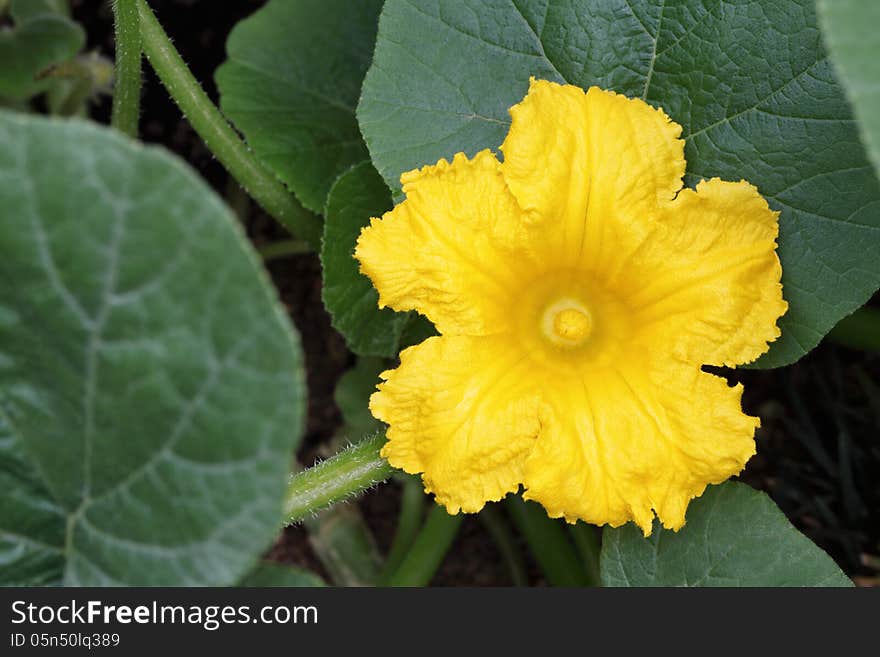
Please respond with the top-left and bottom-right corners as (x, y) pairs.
(322, 162), (409, 357)
(215, 0), (383, 213)
(0, 0), (83, 99)
(600, 482), (852, 586)
(0, 113), (306, 586)
(358, 0), (880, 367)
(818, 0), (880, 179)
(0, 411), (66, 586)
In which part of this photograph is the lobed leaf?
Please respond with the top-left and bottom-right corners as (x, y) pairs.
(216, 0), (384, 213)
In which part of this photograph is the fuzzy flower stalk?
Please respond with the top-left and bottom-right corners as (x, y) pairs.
(355, 79), (787, 535)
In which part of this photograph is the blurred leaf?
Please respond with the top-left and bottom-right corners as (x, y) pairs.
(304, 504), (383, 587)
(0, 113), (306, 585)
(322, 162), (409, 357)
(818, 0), (880, 179)
(10, 0), (71, 21)
(43, 52), (116, 118)
(358, 0), (880, 368)
(600, 482), (852, 586)
(0, 0), (83, 99)
(238, 562), (325, 587)
(216, 0), (383, 212)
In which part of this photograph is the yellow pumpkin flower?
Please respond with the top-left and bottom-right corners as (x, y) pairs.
(355, 79), (787, 535)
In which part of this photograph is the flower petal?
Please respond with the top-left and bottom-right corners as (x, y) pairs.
(354, 150), (533, 336)
(629, 178), (787, 367)
(500, 79), (685, 269)
(371, 335), (542, 514)
(522, 363), (757, 535)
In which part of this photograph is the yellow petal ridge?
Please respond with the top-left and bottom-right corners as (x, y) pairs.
(354, 150), (534, 336)
(372, 335), (542, 514)
(500, 78), (686, 271)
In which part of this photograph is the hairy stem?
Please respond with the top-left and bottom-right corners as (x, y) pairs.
(384, 505), (462, 587)
(111, 0), (142, 137)
(283, 433), (393, 524)
(134, 0), (321, 248)
(300, 432), (385, 587)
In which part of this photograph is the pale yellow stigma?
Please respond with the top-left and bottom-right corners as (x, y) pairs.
(554, 308), (591, 341)
(541, 299), (593, 348)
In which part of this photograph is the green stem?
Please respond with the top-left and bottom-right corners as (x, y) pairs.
(827, 306), (880, 353)
(111, 0), (142, 137)
(505, 497), (590, 587)
(568, 522), (601, 586)
(378, 475), (425, 583)
(283, 433), (393, 524)
(480, 503), (528, 586)
(134, 0), (321, 248)
(385, 506), (462, 587)
(259, 239), (311, 262)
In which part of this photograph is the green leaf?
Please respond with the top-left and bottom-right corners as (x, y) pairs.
(322, 162), (409, 357)
(818, 0), (880, 179)
(0, 0), (83, 99)
(358, 0), (880, 368)
(600, 482), (852, 587)
(215, 0), (383, 213)
(398, 314), (439, 350)
(334, 357), (385, 437)
(0, 113), (306, 586)
(238, 561), (325, 587)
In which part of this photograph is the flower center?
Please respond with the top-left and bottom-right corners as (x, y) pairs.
(542, 299), (593, 348)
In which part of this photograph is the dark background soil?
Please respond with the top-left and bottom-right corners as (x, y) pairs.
(68, 0), (879, 586)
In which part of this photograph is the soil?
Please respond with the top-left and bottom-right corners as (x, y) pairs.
(67, 0), (879, 586)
